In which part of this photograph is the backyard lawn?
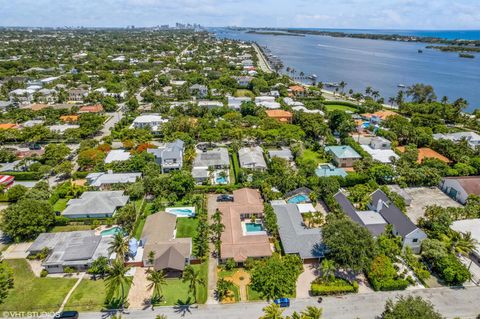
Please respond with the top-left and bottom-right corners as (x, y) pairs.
(176, 217), (199, 238)
(65, 278), (131, 311)
(53, 198), (69, 212)
(51, 225), (93, 233)
(325, 104), (357, 112)
(0, 259), (76, 312)
(234, 89), (255, 98)
(297, 149), (326, 167)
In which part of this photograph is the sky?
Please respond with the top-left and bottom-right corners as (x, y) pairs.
(1, 0), (480, 29)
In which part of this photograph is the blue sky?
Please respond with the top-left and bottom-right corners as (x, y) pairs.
(1, 0), (479, 29)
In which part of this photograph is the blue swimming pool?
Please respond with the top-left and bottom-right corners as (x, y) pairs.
(362, 121), (370, 129)
(216, 176), (228, 184)
(100, 226), (125, 237)
(245, 223), (264, 232)
(165, 207), (196, 217)
(287, 194), (309, 204)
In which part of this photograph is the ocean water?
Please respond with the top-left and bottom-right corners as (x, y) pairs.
(291, 29), (480, 40)
(213, 28), (480, 112)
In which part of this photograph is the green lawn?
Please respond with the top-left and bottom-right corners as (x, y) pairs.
(65, 278), (131, 311)
(298, 149), (326, 167)
(134, 202), (154, 239)
(51, 225), (93, 233)
(234, 89), (255, 98)
(0, 259), (77, 312)
(159, 262), (208, 306)
(247, 285), (263, 301)
(176, 218), (199, 238)
(53, 198), (69, 212)
(325, 104), (357, 112)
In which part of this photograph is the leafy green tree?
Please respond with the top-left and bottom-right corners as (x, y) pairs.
(126, 96), (139, 112)
(260, 303), (285, 319)
(381, 296), (444, 319)
(406, 84), (437, 104)
(88, 256), (110, 280)
(0, 256), (14, 304)
(114, 203), (137, 234)
(322, 216), (376, 272)
(105, 259), (132, 311)
(182, 265), (206, 303)
(301, 306), (323, 319)
(6, 184), (28, 202)
(2, 199), (55, 241)
(320, 259), (335, 282)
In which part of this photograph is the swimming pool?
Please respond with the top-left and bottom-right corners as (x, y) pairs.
(362, 121), (370, 129)
(287, 194), (310, 204)
(165, 207), (196, 217)
(100, 226), (125, 237)
(216, 176), (228, 184)
(245, 222), (264, 232)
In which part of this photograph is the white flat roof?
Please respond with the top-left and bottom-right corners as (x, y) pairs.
(357, 210), (387, 225)
(360, 145), (399, 163)
(297, 203), (316, 213)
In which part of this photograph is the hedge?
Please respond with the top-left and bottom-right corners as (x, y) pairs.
(73, 171), (89, 179)
(323, 100), (358, 108)
(194, 184), (239, 193)
(369, 278), (409, 291)
(310, 279), (358, 296)
(3, 171), (43, 180)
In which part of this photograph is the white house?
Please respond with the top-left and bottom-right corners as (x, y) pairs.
(439, 176), (480, 204)
(130, 114), (168, 131)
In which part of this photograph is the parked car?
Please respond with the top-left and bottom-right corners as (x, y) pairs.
(217, 194), (234, 202)
(274, 298), (290, 308)
(54, 311), (79, 319)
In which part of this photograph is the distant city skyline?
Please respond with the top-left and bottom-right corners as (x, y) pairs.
(1, 0), (479, 30)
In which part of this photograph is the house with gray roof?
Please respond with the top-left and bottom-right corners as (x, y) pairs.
(238, 146), (267, 171)
(192, 147), (230, 183)
(86, 172), (141, 189)
(147, 139), (184, 173)
(271, 201), (324, 261)
(62, 191), (129, 218)
(27, 231), (113, 274)
(189, 84), (208, 98)
(334, 189), (426, 253)
(141, 212), (192, 276)
(268, 147), (294, 163)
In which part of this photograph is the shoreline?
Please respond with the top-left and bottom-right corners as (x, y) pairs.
(252, 42), (273, 73)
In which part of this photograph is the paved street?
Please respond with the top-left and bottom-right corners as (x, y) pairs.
(95, 110), (123, 141)
(76, 286), (480, 319)
(252, 43), (272, 73)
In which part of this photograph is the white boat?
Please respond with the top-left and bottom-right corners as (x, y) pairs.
(397, 84), (406, 88)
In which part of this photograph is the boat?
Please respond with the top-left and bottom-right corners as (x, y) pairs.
(397, 84), (406, 88)
(418, 49), (423, 53)
(325, 82), (340, 87)
(308, 74), (317, 80)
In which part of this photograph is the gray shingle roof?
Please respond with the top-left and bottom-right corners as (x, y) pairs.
(63, 191), (129, 217)
(272, 203), (324, 259)
(193, 147), (229, 168)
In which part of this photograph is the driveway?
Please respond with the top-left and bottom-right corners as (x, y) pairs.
(403, 187), (462, 223)
(3, 242), (32, 259)
(127, 267), (152, 310)
(296, 263), (318, 298)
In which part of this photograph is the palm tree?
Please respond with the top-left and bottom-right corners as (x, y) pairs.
(146, 268), (167, 303)
(182, 265), (206, 303)
(105, 259), (133, 311)
(216, 278), (233, 301)
(301, 306), (323, 319)
(320, 259), (336, 282)
(147, 250), (155, 266)
(446, 231), (478, 256)
(260, 303), (285, 319)
(109, 233), (129, 261)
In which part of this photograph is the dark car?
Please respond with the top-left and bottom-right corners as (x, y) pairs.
(217, 194), (234, 202)
(274, 298), (290, 308)
(54, 311), (79, 319)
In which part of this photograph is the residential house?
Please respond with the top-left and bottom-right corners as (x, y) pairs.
(233, 76), (253, 87)
(268, 147), (294, 163)
(334, 190), (427, 252)
(396, 147), (450, 164)
(86, 172), (141, 189)
(78, 104), (104, 114)
(192, 147), (230, 183)
(238, 146), (267, 171)
(440, 176), (480, 204)
(104, 149), (131, 164)
(27, 231), (113, 274)
(48, 124), (80, 134)
(360, 136), (399, 164)
(265, 110), (293, 123)
(68, 88), (89, 102)
(141, 212), (192, 276)
(148, 139), (185, 173)
(0, 175), (14, 188)
(362, 110), (398, 124)
(433, 132), (480, 150)
(219, 188), (272, 263)
(189, 84), (208, 98)
(130, 114), (168, 132)
(324, 145), (362, 168)
(197, 100), (224, 109)
(228, 96), (251, 110)
(9, 88), (36, 105)
(289, 85), (306, 97)
(271, 201), (324, 262)
(62, 191), (129, 218)
(315, 163), (348, 178)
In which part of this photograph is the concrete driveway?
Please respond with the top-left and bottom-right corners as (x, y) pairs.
(3, 242), (32, 259)
(403, 187), (462, 223)
(296, 263), (319, 298)
(127, 267), (152, 310)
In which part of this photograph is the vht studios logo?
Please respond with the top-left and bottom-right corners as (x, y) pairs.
(2, 312), (56, 318)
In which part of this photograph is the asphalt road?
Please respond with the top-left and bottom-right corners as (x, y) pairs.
(77, 286), (480, 319)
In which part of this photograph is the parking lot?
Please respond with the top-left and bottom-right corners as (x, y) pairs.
(403, 187), (462, 223)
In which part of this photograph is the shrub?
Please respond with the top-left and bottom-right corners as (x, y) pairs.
(310, 278), (357, 296)
(3, 171), (43, 180)
(225, 258), (236, 271)
(73, 171), (89, 179)
(40, 269), (48, 277)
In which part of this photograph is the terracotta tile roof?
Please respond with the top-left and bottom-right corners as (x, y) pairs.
(396, 146), (451, 163)
(60, 115), (79, 122)
(0, 123), (18, 130)
(289, 85), (305, 92)
(265, 110), (293, 122)
(362, 110), (398, 121)
(219, 188), (272, 262)
(79, 104), (104, 113)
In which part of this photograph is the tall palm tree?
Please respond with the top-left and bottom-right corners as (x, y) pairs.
(301, 306), (323, 319)
(260, 303), (285, 319)
(105, 259), (133, 311)
(451, 232), (478, 256)
(182, 265), (206, 303)
(320, 259), (336, 282)
(146, 268), (167, 303)
(109, 233), (129, 261)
